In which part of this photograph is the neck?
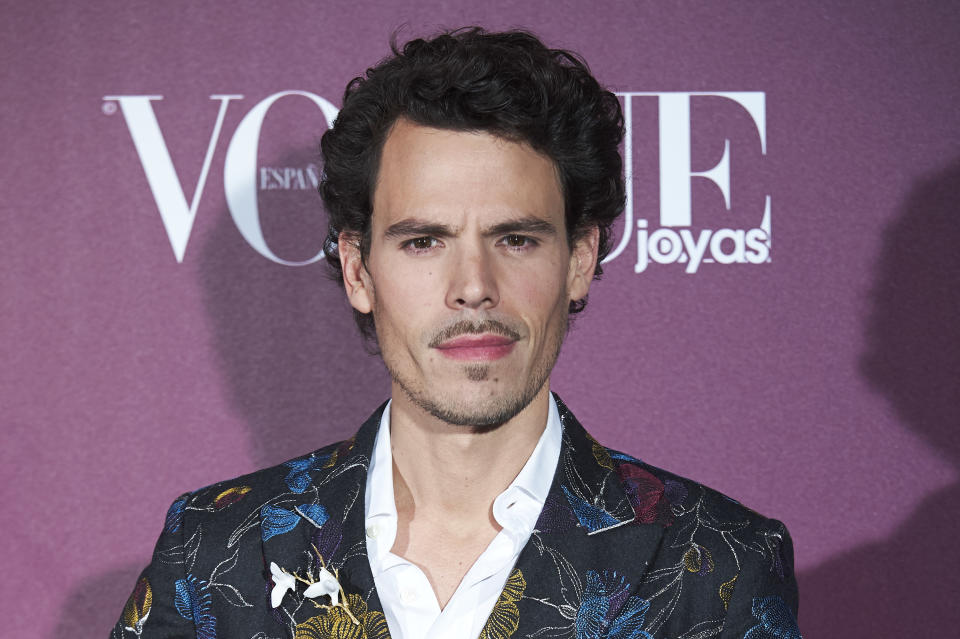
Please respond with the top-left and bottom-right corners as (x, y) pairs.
(388, 384), (551, 522)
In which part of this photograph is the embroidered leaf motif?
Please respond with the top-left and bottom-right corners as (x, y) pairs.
(479, 569), (526, 639)
(174, 579), (194, 620)
(164, 497), (187, 533)
(719, 575), (737, 609)
(156, 527), (201, 566)
(311, 511), (343, 561)
(174, 575), (217, 639)
(213, 485), (251, 509)
(212, 582), (253, 608)
(121, 577), (152, 634)
(683, 544), (715, 575)
(261, 504), (301, 541)
(211, 548), (240, 581)
(592, 442), (614, 470)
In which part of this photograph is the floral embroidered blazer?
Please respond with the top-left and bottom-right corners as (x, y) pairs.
(113, 396), (801, 639)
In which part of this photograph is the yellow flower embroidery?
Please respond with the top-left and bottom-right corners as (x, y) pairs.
(295, 593), (390, 639)
(719, 575), (737, 609)
(683, 544), (715, 574)
(213, 485), (252, 509)
(121, 577), (152, 635)
(592, 442), (614, 470)
(478, 569), (526, 639)
(324, 449), (340, 469)
(326, 437), (357, 469)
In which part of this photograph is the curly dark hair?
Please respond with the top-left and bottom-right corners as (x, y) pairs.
(320, 27), (625, 341)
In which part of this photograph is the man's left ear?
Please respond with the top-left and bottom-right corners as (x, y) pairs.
(568, 225), (600, 302)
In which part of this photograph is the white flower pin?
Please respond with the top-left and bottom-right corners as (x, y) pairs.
(304, 566), (340, 606)
(268, 544), (359, 625)
(270, 562), (296, 608)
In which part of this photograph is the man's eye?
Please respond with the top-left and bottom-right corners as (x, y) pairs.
(503, 234), (532, 248)
(405, 237), (437, 251)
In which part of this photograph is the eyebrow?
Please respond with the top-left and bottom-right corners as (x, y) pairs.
(383, 219), (458, 240)
(484, 217), (558, 238)
(382, 216), (558, 240)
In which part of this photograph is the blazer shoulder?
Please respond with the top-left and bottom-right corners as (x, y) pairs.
(601, 446), (799, 634)
(604, 445), (788, 532)
(167, 436), (357, 536)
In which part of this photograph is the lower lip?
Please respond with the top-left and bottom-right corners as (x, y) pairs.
(435, 342), (516, 361)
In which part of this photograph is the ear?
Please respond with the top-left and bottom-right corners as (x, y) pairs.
(567, 225), (600, 303)
(338, 232), (373, 314)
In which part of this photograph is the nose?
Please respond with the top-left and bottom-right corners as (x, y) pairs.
(446, 245), (500, 310)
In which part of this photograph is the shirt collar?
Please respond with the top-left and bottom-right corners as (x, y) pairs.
(364, 394), (563, 564)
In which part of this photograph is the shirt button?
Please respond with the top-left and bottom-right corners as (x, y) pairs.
(400, 587), (417, 604)
(366, 523), (380, 538)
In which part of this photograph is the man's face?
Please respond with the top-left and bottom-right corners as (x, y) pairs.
(340, 119), (597, 428)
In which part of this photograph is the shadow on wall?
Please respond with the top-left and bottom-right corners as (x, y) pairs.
(66, 147), (390, 639)
(54, 563), (144, 638)
(197, 146), (390, 469)
(798, 159), (960, 636)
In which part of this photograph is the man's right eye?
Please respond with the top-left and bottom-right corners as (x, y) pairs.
(404, 236), (438, 251)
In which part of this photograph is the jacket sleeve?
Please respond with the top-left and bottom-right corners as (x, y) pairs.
(111, 494), (198, 638)
(718, 518), (802, 639)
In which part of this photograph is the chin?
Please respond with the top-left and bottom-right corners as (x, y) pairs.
(401, 382), (539, 430)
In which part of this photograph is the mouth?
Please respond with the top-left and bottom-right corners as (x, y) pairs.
(433, 334), (517, 361)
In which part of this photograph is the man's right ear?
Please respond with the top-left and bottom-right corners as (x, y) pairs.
(338, 233), (373, 314)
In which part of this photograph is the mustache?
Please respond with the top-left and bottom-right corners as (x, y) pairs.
(428, 319), (522, 347)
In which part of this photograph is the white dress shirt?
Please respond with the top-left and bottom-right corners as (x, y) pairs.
(364, 396), (562, 639)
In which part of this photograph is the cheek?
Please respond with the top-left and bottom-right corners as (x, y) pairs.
(505, 266), (569, 331)
(370, 266), (438, 329)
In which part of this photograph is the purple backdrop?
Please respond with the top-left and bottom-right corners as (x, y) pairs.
(3, 1), (958, 637)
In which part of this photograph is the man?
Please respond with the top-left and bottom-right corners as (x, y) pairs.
(113, 28), (800, 639)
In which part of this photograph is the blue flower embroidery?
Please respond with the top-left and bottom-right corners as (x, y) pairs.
(609, 451), (644, 465)
(164, 496), (187, 533)
(261, 503), (329, 541)
(297, 503), (329, 527)
(576, 570), (652, 639)
(283, 454), (333, 493)
(261, 505), (301, 541)
(745, 595), (801, 639)
(562, 486), (619, 532)
(174, 574), (217, 639)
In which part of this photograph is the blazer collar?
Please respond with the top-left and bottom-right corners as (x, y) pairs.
(260, 394), (667, 636)
(536, 394), (637, 535)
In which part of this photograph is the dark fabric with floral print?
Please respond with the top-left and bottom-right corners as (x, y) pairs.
(112, 395), (801, 639)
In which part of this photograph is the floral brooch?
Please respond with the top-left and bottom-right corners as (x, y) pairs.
(270, 544), (359, 625)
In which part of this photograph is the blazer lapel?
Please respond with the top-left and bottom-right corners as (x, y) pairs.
(259, 395), (668, 639)
(260, 404), (392, 638)
(500, 395), (668, 639)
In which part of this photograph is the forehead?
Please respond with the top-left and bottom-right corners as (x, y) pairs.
(371, 119), (564, 228)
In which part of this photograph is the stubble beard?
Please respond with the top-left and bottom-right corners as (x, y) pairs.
(379, 313), (569, 431)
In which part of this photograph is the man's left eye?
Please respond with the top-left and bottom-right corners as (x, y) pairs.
(410, 237), (436, 250)
(502, 234), (532, 248)
(403, 236), (438, 251)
